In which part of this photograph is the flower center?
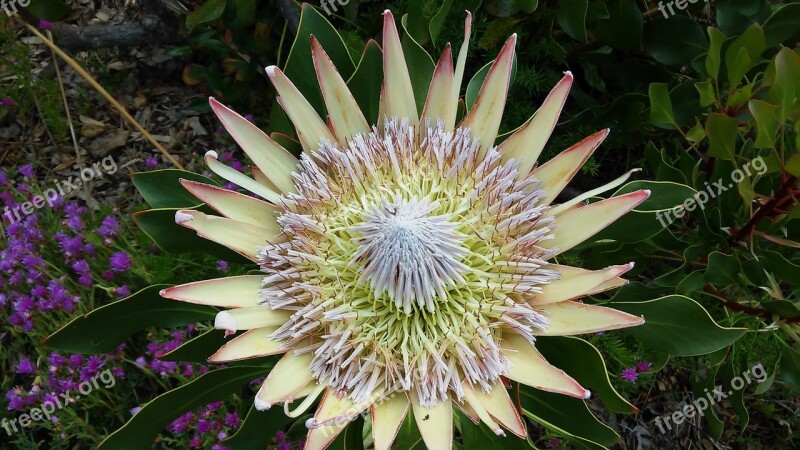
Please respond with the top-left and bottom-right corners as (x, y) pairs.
(259, 118), (557, 407)
(351, 197), (468, 314)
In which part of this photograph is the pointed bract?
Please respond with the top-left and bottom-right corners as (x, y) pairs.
(209, 327), (286, 362)
(499, 72), (573, 175)
(160, 275), (264, 308)
(180, 179), (280, 228)
(531, 264), (633, 305)
(311, 36), (370, 143)
(532, 129), (608, 205)
(382, 10), (418, 124)
(266, 65), (338, 151)
(458, 34), (516, 155)
(371, 393), (410, 450)
(174, 209), (280, 261)
(209, 98), (297, 193)
(542, 190), (651, 254)
(421, 45), (455, 131)
(411, 392), (453, 450)
(503, 332), (590, 399)
(534, 301), (645, 335)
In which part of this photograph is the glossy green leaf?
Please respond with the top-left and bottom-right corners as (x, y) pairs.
(186, 0), (227, 28)
(643, 16), (706, 66)
(283, 4), (355, 116)
(537, 337), (636, 413)
(648, 83), (675, 128)
(225, 403), (293, 449)
(705, 27), (726, 80)
(705, 113), (738, 161)
(780, 345), (800, 392)
(429, 0), (454, 43)
(346, 40), (383, 125)
(557, 0), (588, 43)
(724, 23), (765, 87)
(765, 47), (800, 123)
(392, 410), (426, 450)
(132, 169), (217, 209)
(159, 329), (230, 362)
(695, 80), (716, 107)
(401, 14), (436, 113)
(521, 387), (618, 449)
(748, 100), (779, 148)
(614, 295), (748, 356)
(594, 0), (642, 51)
(45, 285), (216, 354)
(485, 0), (538, 17)
(763, 3), (800, 48)
(99, 366), (265, 449)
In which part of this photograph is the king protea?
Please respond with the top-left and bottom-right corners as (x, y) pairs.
(161, 10), (648, 450)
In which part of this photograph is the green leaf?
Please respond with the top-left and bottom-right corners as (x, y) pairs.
(459, 410), (525, 448)
(186, 0), (227, 28)
(132, 207), (249, 262)
(613, 295), (747, 356)
(765, 47), (800, 123)
(648, 83), (675, 128)
(695, 81), (716, 107)
(780, 345), (800, 393)
(346, 40), (383, 125)
(392, 410), (426, 450)
(332, 416), (365, 450)
(521, 387), (618, 449)
(614, 180), (697, 213)
(429, 0), (454, 43)
(786, 154), (800, 178)
(283, 4), (355, 116)
(159, 329), (229, 362)
(705, 27), (726, 80)
(401, 14), (436, 113)
(484, 0), (538, 17)
(643, 16), (706, 66)
(594, 0), (642, 51)
(234, 0), (257, 24)
(99, 366), (266, 450)
(557, 0), (588, 43)
(45, 285), (216, 353)
(705, 251), (740, 287)
(748, 100), (779, 148)
(225, 403), (293, 449)
(763, 3), (800, 48)
(132, 169), (217, 209)
(537, 337), (636, 413)
(27, 0), (72, 20)
(723, 23), (765, 87)
(693, 358), (724, 439)
(705, 113), (738, 161)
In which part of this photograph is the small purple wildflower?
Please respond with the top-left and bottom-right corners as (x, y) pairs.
(620, 368), (638, 383)
(635, 361), (652, 373)
(109, 251), (132, 272)
(0, 98), (15, 107)
(38, 19), (54, 31)
(216, 260), (229, 272)
(145, 157), (159, 169)
(16, 358), (37, 375)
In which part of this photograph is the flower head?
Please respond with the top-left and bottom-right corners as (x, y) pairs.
(161, 10), (648, 450)
(620, 368), (638, 383)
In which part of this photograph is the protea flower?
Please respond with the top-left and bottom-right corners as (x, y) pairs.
(162, 10), (649, 450)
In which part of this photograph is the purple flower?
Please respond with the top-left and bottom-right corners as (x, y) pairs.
(68, 354), (84, 369)
(16, 358), (37, 375)
(0, 170), (8, 186)
(19, 165), (34, 179)
(275, 431), (286, 443)
(97, 215), (121, 239)
(244, 114), (254, 122)
(216, 261), (229, 272)
(188, 435), (203, 448)
(116, 285), (131, 297)
(145, 157), (159, 169)
(109, 251), (132, 272)
(548, 438), (562, 448)
(71, 259), (90, 275)
(223, 182), (237, 191)
(635, 361), (652, 373)
(277, 443), (291, 450)
(197, 419), (212, 433)
(215, 126), (225, 136)
(620, 368), (638, 383)
(0, 98), (15, 107)
(38, 19), (54, 31)
(224, 412), (239, 429)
